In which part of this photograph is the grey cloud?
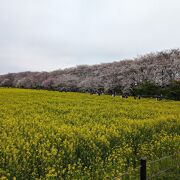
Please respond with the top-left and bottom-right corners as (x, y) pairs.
(0, 0), (180, 74)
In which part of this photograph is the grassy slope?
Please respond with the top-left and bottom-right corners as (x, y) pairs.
(0, 88), (180, 179)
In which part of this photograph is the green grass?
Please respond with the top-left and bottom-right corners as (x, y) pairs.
(0, 88), (180, 179)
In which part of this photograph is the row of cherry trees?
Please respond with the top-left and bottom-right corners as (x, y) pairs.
(0, 49), (180, 94)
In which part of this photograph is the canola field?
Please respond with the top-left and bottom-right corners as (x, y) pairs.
(0, 88), (180, 179)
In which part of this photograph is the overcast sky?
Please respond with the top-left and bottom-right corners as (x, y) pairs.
(0, 0), (180, 74)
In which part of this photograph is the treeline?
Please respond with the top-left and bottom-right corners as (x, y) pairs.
(0, 49), (180, 99)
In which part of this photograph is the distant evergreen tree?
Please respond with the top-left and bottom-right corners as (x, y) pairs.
(161, 81), (180, 100)
(132, 81), (160, 96)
